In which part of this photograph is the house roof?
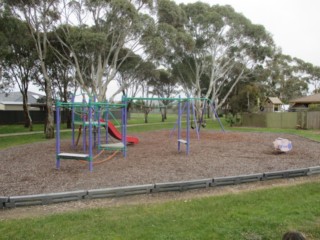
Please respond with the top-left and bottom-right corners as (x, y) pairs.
(0, 91), (44, 105)
(266, 97), (283, 104)
(289, 93), (320, 104)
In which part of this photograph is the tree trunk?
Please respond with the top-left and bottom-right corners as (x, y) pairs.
(144, 111), (148, 123)
(66, 109), (71, 129)
(23, 103), (33, 131)
(43, 76), (55, 139)
(160, 107), (165, 122)
(22, 92), (33, 131)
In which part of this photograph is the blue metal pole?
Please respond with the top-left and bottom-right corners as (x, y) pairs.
(82, 95), (86, 152)
(169, 98), (187, 138)
(122, 96), (127, 157)
(88, 99), (93, 171)
(105, 103), (109, 144)
(71, 95), (75, 148)
(178, 95), (181, 152)
(186, 99), (190, 155)
(55, 102), (61, 169)
(97, 105), (101, 151)
(211, 102), (225, 132)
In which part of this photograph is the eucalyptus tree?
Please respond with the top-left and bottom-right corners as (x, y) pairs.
(184, 3), (274, 111)
(5, 0), (60, 138)
(0, 6), (14, 92)
(133, 61), (158, 123)
(54, 0), (156, 101)
(295, 60), (320, 95)
(151, 1), (275, 119)
(148, 69), (179, 121)
(45, 41), (77, 127)
(263, 53), (309, 103)
(0, 12), (39, 130)
(109, 51), (151, 102)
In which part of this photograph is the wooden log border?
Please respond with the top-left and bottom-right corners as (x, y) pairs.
(1, 166), (320, 208)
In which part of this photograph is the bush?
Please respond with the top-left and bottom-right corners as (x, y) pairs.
(225, 113), (241, 127)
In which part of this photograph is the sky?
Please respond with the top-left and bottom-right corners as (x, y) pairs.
(175, 0), (320, 66)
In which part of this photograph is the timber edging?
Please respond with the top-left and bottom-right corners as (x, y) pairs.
(1, 166), (320, 208)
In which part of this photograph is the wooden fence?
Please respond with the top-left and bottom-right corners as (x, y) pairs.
(241, 111), (320, 129)
(0, 110), (125, 125)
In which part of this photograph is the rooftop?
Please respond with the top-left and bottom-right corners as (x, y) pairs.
(0, 91), (44, 105)
(290, 93), (320, 103)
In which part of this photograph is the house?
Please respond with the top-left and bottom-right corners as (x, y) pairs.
(264, 97), (283, 112)
(289, 93), (320, 111)
(0, 91), (45, 111)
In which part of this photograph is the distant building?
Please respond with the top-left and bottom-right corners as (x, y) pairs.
(289, 93), (320, 111)
(264, 97), (283, 112)
(0, 91), (45, 111)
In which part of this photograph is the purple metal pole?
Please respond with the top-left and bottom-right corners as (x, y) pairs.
(170, 100), (187, 138)
(211, 102), (225, 132)
(88, 99), (93, 171)
(71, 95), (75, 148)
(55, 103), (61, 169)
(178, 95), (181, 152)
(82, 95), (86, 152)
(97, 105), (101, 151)
(93, 96), (97, 148)
(105, 103), (109, 144)
(122, 96), (127, 157)
(186, 99), (190, 155)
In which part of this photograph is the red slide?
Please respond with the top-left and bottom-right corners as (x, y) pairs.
(107, 121), (139, 144)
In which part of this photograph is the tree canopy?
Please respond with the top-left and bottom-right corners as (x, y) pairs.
(1, 0), (319, 120)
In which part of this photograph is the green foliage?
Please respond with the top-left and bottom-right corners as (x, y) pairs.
(1, 182), (320, 239)
(225, 113), (241, 127)
(308, 104), (320, 111)
(228, 84), (261, 114)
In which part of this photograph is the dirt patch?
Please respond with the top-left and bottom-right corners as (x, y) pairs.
(1, 130), (319, 197)
(1, 130), (320, 220)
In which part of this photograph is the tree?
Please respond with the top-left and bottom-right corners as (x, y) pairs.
(0, 11), (40, 130)
(263, 53), (309, 102)
(298, 61), (320, 95)
(0, 6), (14, 93)
(148, 69), (179, 121)
(5, 0), (60, 138)
(228, 83), (260, 114)
(152, 2), (275, 120)
(52, 0), (156, 101)
(110, 52), (152, 102)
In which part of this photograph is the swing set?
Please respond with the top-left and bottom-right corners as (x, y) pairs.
(55, 95), (224, 171)
(55, 96), (130, 172)
(124, 96), (224, 155)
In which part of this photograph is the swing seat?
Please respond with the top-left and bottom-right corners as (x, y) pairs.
(58, 153), (90, 160)
(99, 142), (125, 150)
(178, 139), (187, 144)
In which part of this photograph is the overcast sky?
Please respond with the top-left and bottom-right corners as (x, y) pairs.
(175, 0), (320, 66)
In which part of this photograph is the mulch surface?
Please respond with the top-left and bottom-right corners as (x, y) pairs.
(1, 130), (320, 196)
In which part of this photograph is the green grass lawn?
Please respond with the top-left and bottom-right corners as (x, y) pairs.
(1, 181), (319, 239)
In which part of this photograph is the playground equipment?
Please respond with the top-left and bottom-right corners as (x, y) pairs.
(55, 96), (137, 171)
(55, 94), (224, 171)
(273, 138), (292, 152)
(124, 96), (224, 155)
